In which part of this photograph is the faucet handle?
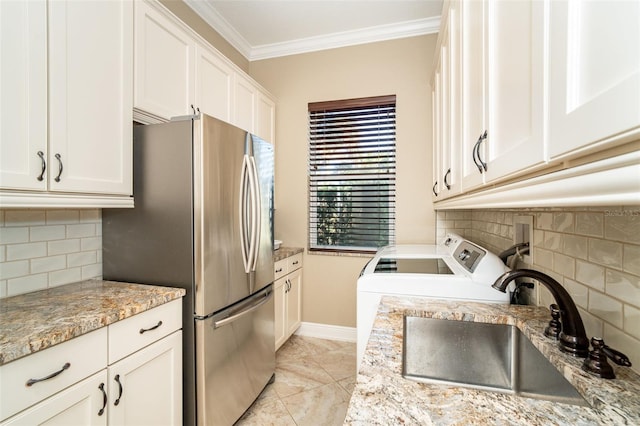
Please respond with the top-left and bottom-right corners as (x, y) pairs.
(544, 304), (561, 340)
(582, 337), (615, 379)
(602, 343), (632, 367)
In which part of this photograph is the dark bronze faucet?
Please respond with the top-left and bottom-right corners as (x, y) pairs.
(492, 269), (590, 357)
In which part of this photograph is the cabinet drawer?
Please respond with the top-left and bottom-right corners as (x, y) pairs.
(274, 259), (287, 281)
(0, 327), (107, 422)
(287, 253), (302, 272)
(108, 299), (181, 364)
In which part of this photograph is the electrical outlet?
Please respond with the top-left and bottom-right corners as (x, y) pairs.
(514, 215), (533, 264)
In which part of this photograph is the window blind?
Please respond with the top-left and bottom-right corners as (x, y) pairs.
(308, 95), (396, 253)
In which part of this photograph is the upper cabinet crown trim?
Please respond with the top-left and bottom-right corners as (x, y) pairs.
(183, 0), (440, 61)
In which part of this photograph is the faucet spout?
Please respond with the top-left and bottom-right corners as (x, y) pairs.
(492, 269), (590, 358)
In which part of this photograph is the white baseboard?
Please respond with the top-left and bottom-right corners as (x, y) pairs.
(294, 322), (357, 342)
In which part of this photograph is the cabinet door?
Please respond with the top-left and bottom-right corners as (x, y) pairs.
(48, 0), (133, 195)
(548, 0), (640, 158)
(286, 268), (302, 337)
(0, 0), (47, 191)
(274, 276), (287, 350)
(431, 83), (440, 200)
(195, 44), (233, 123)
(0, 371), (108, 426)
(483, 0), (545, 182)
(134, 0), (195, 121)
(460, 0), (487, 192)
(435, 3), (462, 200)
(108, 331), (182, 426)
(256, 91), (276, 144)
(233, 73), (256, 133)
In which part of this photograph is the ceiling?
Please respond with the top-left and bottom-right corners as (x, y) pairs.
(184, 0), (443, 61)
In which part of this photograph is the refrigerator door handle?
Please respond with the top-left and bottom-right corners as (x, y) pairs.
(239, 154), (251, 273)
(248, 156), (261, 272)
(212, 288), (273, 329)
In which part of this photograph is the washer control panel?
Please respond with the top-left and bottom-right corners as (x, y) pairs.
(453, 241), (486, 273)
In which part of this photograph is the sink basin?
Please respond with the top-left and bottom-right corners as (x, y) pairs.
(402, 317), (588, 406)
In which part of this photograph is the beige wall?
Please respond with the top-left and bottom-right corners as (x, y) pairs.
(437, 208), (640, 374)
(250, 35), (438, 327)
(159, 0), (249, 73)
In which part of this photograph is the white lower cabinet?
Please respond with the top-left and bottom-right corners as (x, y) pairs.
(274, 253), (303, 350)
(0, 300), (182, 426)
(0, 370), (108, 426)
(107, 331), (182, 426)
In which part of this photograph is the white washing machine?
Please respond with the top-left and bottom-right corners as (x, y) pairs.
(356, 234), (512, 370)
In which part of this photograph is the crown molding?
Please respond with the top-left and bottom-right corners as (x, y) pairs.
(251, 16), (441, 61)
(184, 0), (440, 61)
(184, 0), (253, 59)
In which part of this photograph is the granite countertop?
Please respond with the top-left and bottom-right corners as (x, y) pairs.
(345, 296), (640, 425)
(274, 246), (304, 262)
(0, 280), (185, 366)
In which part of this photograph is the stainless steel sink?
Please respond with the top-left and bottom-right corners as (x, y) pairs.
(402, 317), (589, 406)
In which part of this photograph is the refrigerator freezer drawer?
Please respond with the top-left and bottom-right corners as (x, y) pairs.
(195, 285), (275, 426)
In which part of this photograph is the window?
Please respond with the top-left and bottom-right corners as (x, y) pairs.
(308, 95), (396, 253)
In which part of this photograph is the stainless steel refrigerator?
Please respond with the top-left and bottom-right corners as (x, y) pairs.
(102, 114), (275, 426)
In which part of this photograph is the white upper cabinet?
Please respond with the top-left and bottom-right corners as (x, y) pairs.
(133, 0), (277, 144)
(482, 0), (546, 183)
(431, 0), (461, 200)
(0, 0), (47, 192)
(548, 0), (640, 158)
(0, 0), (133, 205)
(134, 0), (195, 121)
(233, 72), (257, 133)
(433, 0), (640, 208)
(256, 91), (276, 144)
(195, 44), (233, 123)
(48, 0), (133, 195)
(460, 0), (487, 192)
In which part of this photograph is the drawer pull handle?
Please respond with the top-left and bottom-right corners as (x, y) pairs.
(292, 261), (299, 265)
(54, 153), (63, 182)
(98, 383), (107, 416)
(26, 362), (70, 386)
(37, 151), (46, 181)
(275, 268), (283, 273)
(114, 374), (123, 406)
(139, 320), (163, 334)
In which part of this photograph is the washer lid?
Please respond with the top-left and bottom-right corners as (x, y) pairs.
(374, 258), (454, 274)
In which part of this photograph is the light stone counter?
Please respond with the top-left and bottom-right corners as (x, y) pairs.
(345, 296), (640, 425)
(274, 246), (304, 262)
(0, 280), (185, 366)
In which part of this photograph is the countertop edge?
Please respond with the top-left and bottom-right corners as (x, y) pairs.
(0, 279), (186, 366)
(346, 295), (640, 425)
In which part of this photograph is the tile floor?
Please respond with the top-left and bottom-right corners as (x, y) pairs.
(236, 335), (357, 425)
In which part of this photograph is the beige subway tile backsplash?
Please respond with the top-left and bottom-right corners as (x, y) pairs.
(625, 305), (640, 340)
(606, 269), (640, 308)
(0, 209), (102, 298)
(588, 238), (623, 269)
(575, 212), (604, 237)
(605, 214), (640, 244)
(436, 206), (640, 374)
(575, 260), (605, 291)
(624, 244), (640, 276)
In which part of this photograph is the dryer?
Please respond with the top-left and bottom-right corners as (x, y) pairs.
(356, 234), (511, 370)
